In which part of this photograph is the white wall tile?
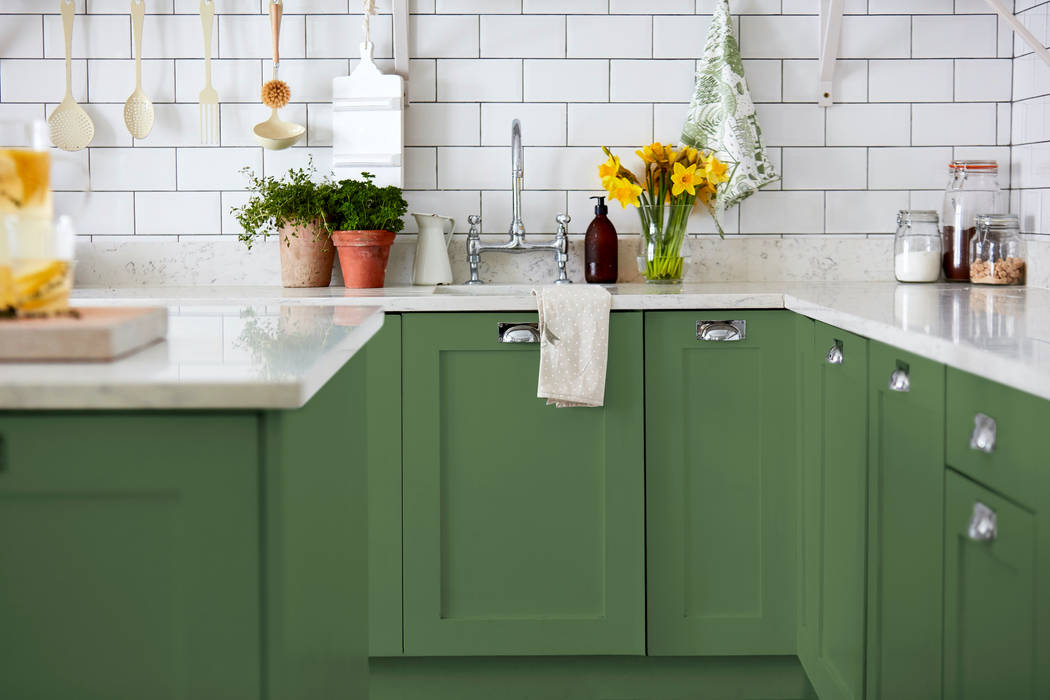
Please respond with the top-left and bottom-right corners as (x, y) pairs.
(653, 103), (689, 142)
(739, 16), (818, 59)
(526, 60), (609, 102)
(87, 59), (175, 104)
(436, 0), (519, 12)
(783, 59), (867, 103)
(482, 103), (567, 146)
(826, 191), (908, 234)
(754, 104), (825, 146)
(568, 103), (653, 146)
(782, 148), (867, 189)
(568, 16), (651, 59)
(1, 59), (87, 103)
(826, 104), (910, 146)
(612, 0), (694, 12)
(653, 16), (711, 59)
(954, 59), (1013, 102)
(174, 59), (262, 103)
(482, 190), (568, 235)
(0, 15), (44, 58)
(177, 147), (262, 190)
(91, 148), (176, 190)
(525, 0), (604, 11)
(437, 147), (505, 190)
(411, 15), (478, 59)
(868, 147), (953, 190)
(484, 15), (565, 59)
(609, 60), (695, 102)
(438, 59), (522, 102)
(306, 14), (393, 59)
(520, 147), (600, 190)
(912, 103), (997, 146)
(43, 14), (128, 59)
(135, 192), (221, 235)
(741, 60), (782, 102)
(220, 14), (307, 60)
(79, 103), (133, 147)
(404, 147), (437, 190)
(62, 191), (134, 236)
(869, 59), (955, 102)
(406, 103), (480, 146)
(840, 16), (910, 59)
(740, 191), (824, 233)
(912, 15), (998, 58)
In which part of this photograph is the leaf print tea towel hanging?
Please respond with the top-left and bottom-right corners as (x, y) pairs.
(681, 0), (779, 231)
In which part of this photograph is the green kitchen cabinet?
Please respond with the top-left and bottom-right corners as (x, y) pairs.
(944, 469), (1037, 699)
(645, 311), (798, 656)
(865, 342), (945, 700)
(401, 312), (645, 656)
(798, 322), (868, 700)
(0, 414), (261, 700)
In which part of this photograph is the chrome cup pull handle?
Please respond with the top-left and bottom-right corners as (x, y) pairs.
(889, 369), (910, 393)
(968, 502), (997, 541)
(969, 413), (997, 453)
(497, 322), (540, 344)
(697, 320), (746, 342)
(825, 342), (844, 365)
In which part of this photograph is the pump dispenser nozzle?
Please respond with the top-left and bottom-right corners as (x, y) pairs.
(590, 195), (608, 216)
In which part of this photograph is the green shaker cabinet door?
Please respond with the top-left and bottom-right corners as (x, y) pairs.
(645, 311), (797, 656)
(0, 414), (260, 700)
(402, 312), (645, 656)
(944, 470), (1037, 699)
(798, 323), (867, 700)
(866, 342), (944, 700)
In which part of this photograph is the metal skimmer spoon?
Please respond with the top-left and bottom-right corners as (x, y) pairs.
(48, 0), (94, 152)
(123, 0), (154, 139)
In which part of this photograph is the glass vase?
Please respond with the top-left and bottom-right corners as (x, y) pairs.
(638, 203), (690, 283)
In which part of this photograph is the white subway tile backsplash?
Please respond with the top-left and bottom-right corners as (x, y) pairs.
(912, 103), (998, 146)
(483, 15), (565, 59)
(526, 60), (609, 102)
(438, 59), (522, 102)
(609, 60), (695, 102)
(568, 103), (653, 146)
(482, 103), (566, 146)
(826, 104), (910, 146)
(406, 103), (481, 146)
(782, 148), (867, 190)
(135, 192), (221, 235)
(568, 16), (651, 59)
(62, 191), (135, 237)
(91, 148), (177, 191)
(0, 1), (1031, 265)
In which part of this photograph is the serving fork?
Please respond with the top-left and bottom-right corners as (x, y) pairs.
(198, 0), (219, 145)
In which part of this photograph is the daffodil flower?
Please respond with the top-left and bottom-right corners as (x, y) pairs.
(606, 176), (642, 208)
(671, 162), (700, 197)
(598, 154), (621, 187)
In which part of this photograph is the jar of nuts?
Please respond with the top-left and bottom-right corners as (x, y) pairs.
(969, 214), (1026, 286)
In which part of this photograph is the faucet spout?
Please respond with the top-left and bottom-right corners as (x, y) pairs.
(510, 119), (525, 239)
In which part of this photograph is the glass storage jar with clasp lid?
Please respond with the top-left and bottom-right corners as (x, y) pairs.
(942, 160), (1004, 282)
(894, 210), (941, 283)
(969, 214), (1026, 286)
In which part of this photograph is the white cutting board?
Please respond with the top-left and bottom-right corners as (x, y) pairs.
(332, 42), (404, 188)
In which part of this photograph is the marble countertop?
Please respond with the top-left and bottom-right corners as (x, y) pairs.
(15, 281), (1048, 409)
(0, 302), (384, 410)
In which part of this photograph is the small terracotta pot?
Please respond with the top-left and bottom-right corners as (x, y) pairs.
(278, 220), (335, 288)
(332, 230), (397, 289)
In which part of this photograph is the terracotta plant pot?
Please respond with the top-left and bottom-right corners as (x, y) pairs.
(278, 221), (335, 288)
(332, 230), (396, 289)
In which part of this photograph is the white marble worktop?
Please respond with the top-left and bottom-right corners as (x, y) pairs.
(0, 302), (383, 410)
(5, 281), (1048, 409)
(66, 282), (1050, 404)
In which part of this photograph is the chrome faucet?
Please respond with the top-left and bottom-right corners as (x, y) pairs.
(466, 119), (571, 285)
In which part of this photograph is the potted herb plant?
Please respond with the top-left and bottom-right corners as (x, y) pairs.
(232, 160), (335, 288)
(328, 173), (408, 289)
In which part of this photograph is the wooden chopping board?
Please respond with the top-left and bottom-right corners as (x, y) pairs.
(0, 307), (168, 361)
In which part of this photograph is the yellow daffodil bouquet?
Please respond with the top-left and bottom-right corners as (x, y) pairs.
(598, 142), (729, 282)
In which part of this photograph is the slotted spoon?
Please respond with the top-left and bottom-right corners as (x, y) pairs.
(48, 0), (94, 152)
(124, 0), (154, 139)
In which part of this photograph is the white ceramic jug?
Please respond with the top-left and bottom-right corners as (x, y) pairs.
(411, 212), (455, 285)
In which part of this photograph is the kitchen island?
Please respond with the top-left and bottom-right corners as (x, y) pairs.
(3, 283), (1049, 700)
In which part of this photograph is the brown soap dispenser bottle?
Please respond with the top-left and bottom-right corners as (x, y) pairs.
(585, 196), (618, 284)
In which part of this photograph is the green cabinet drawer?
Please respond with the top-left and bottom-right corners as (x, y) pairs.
(798, 322), (868, 700)
(0, 413), (261, 700)
(645, 310), (798, 656)
(944, 469), (1037, 699)
(865, 342), (945, 700)
(401, 312), (645, 656)
(946, 368), (1050, 511)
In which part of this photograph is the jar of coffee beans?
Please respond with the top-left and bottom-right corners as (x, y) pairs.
(970, 214), (1026, 286)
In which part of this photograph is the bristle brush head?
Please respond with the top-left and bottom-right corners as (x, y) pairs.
(261, 80), (291, 109)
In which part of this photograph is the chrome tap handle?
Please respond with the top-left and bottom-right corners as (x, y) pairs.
(553, 214), (571, 285)
(466, 214), (483, 285)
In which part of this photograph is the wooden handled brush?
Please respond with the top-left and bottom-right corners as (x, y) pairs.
(261, 0), (290, 109)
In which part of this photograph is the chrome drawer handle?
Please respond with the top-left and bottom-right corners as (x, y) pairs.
(697, 320), (746, 342)
(969, 413), (997, 453)
(889, 369), (910, 393)
(497, 322), (540, 344)
(825, 342), (843, 365)
(968, 502), (997, 541)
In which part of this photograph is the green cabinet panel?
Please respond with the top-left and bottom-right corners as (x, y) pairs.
(0, 413), (260, 700)
(944, 469), (1037, 699)
(798, 322), (867, 700)
(645, 311), (798, 656)
(401, 312), (645, 656)
(366, 314), (404, 656)
(865, 342), (944, 700)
